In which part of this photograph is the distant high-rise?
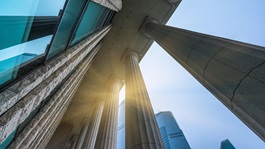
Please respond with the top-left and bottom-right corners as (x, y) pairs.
(156, 111), (191, 149)
(117, 100), (125, 149)
(220, 139), (236, 149)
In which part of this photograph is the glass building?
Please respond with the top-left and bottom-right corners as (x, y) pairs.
(156, 111), (191, 149)
(117, 100), (125, 149)
(220, 139), (236, 149)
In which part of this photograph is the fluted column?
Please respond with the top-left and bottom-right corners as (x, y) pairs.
(95, 78), (122, 149)
(125, 52), (164, 149)
(75, 119), (90, 149)
(142, 18), (265, 141)
(82, 101), (104, 149)
(70, 135), (78, 149)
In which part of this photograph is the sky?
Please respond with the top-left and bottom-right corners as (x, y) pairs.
(0, 0), (65, 16)
(120, 0), (265, 148)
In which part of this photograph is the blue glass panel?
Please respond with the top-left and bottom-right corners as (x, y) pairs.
(0, 53), (37, 85)
(0, 0), (66, 87)
(46, 0), (88, 60)
(0, 129), (17, 149)
(70, 2), (110, 46)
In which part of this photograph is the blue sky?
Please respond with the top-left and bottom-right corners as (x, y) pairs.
(120, 0), (265, 148)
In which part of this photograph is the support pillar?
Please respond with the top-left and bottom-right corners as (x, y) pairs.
(82, 101), (104, 149)
(74, 119), (89, 149)
(142, 18), (265, 141)
(70, 135), (78, 149)
(95, 78), (122, 149)
(125, 52), (164, 149)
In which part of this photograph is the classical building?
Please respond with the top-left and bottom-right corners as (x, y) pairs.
(156, 112), (190, 149)
(0, 0), (264, 149)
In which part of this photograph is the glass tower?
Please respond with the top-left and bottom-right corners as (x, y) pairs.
(220, 139), (236, 149)
(155, 111), (191, 149)
(117, 100), (125, 149)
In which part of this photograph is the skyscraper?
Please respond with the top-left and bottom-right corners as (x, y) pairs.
(0, 0), (265, 148)
(220, 139), (236, 149)
(156, 111), (191, 149)
(117, 100), (125, 149)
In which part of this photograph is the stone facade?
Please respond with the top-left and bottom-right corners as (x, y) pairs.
(0, 26), (111, 146)
(92, 0), (122, 11)
(8, 43), (102, 149)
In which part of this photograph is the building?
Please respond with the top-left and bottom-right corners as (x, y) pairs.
(117, 100), (125, 149)
(0, 0), (265, 148)
(156, 111), (191, 149)
(220, 139), (236, 149)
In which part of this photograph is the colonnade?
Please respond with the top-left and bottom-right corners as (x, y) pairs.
(71, 17), (265, 149)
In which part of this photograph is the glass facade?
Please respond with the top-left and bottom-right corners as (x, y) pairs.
(0, 0), (115, 91)
(156, 111), (191, 149)
(0, 0), (65, 89)
(46, 0), (88, 60)
(220, 139), (236, 149)
(70, 2), (111, 46)
(117, 100), (125, 149)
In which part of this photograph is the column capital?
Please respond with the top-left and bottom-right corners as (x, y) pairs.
(80, 117), (90, 126)
(126, 51), (140, 62)
(139, 16), (158, 38)
(105, 75), (124, 90)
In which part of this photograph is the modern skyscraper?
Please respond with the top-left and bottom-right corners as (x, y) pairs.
(156, 111), (191, 149)
(117, 100), (125, 149)
(0, 0), (265, 148)
(220, 139), (236, 149)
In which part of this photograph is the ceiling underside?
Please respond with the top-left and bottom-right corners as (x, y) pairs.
(62, 0), (181, 128)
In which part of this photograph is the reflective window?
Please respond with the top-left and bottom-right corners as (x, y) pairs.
(0, 0), (66, 88)
(46, 0), (88, 60)
(70, 2), (113, 46)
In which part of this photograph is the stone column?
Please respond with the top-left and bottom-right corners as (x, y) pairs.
(95, 78), (122, 149)
(125, 52), (164, 149)
(82, 101), (104, 149)
(74, 119), (89, 149)
(142, 18), (265, 141)
(70, 135), (78, 149)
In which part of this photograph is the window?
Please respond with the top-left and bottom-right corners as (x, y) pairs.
(0, 0), (66, 89)
(46, 0), (88, 60)
(70, 2), (113, 46)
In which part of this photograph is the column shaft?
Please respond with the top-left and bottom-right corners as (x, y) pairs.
(75, 122), (89, 149)
(144, 21), (265, 141)
(125, 52), (164, 149)
(95, 79), (122, 149)
(70, 135), (78, 149)
(82, 102), (104, 149)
